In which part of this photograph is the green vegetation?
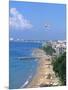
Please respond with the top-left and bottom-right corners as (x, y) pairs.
(40, 84), (53, 87)
(52, 52), (66, 85)
(42, 45), (56, 55)
(42, 44), (66, 85)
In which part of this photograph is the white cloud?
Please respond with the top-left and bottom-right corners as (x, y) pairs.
(10, 8), (32, 30)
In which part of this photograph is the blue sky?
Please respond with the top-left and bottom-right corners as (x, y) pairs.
(9, 1), (66, 40)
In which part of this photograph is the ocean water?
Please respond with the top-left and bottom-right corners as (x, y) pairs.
(9, 41), (42, 89)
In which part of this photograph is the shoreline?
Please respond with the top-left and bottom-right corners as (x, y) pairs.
(20, 48), (60, 88)
(26, 49), (60, 88)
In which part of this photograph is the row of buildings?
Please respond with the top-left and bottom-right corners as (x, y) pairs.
(43, 40), (66, 56)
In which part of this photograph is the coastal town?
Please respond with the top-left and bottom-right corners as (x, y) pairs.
(43, 40), (66, 56)
(20, 40), (66, 88)
(9, 1), (66, 89)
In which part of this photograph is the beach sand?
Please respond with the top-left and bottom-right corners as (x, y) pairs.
(26, 49), (60, 88)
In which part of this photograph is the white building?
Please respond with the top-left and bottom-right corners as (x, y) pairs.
(42, 40), (66, 56)
(52, 41), (66, 56)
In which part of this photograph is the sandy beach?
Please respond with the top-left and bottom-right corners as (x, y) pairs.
(26, 49), (60, 88)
